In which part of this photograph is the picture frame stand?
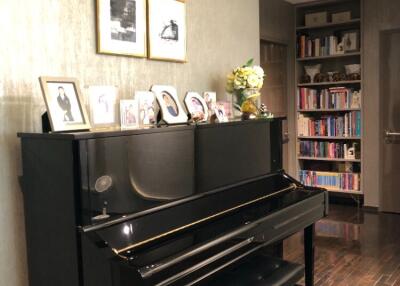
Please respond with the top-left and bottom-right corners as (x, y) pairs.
(41, 112), (51, 133)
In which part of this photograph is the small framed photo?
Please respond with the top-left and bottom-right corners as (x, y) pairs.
(135, 91), (157, 126)
(184, 92), (208, 122)
(203, 92), (217, 115)
(342, 30), (359, 53)
(218, 100), (233, 119)
(120, 99), (139, 129)
(214, 102), (229, 123)
(148, 0), (187, 62)
(151, 85), (188, 124)
(88, 85), (118, 128)
(39, 77), (91, 132)
(96, 0), (147, 57)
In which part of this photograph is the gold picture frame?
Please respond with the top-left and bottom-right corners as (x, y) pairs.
(39, 77), (91, 132)
(147, 0), (187, 62)
(96, 0), (147, 58)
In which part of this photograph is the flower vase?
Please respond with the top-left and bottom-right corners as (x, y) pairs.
(240, 88), (260, 120)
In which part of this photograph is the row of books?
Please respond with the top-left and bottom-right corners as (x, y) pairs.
(298, 112), (361, 137)
(299, 141), (360, 160)
(299, 170), (360, 191)
(297, 34), (341, 58)
(297, 87), (361, 110)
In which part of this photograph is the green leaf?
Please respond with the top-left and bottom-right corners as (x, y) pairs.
(244, 58), (254, 67)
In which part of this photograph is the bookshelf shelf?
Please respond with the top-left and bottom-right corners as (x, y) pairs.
(298, 80), (361, 87)
(295, 0), (363, 200)
(297, 108), (361, 113)
(298, 136), (361, 140)
(298, 157), (361, 163)
(296, 18), (361, 31)
(297, 52), (360, 62)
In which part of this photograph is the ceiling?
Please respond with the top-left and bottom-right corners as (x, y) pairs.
(284, 0), (320, 4)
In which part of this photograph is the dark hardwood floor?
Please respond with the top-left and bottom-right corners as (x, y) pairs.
(284, 204), (400, 286)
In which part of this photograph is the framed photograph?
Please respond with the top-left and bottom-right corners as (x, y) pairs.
(214, 102), (228, 123)
(39, 77), (91, 132)
(218, 100), (233, 119)
(96, 0), (147, 57)
(151, 85), (188, 124)
(148, 0), (187, 62)
(120, 99), (139, 129)
(342, 30), (359, 53)
(88, 85), (118, 128)
(135, 91), (157, 126)
(203, 91), (217, 115)
(184, 92), (208, 122)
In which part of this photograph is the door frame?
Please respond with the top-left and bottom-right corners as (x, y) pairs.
(260, 37), (295, 175)
(259, 36), (290, 173)
(379, 28), (400, 211)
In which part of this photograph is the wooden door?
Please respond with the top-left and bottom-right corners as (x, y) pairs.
(380, 29), (400, 213)
(260, 40), (289, 171)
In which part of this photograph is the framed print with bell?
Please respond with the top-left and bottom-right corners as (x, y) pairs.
(96, 0), (147, 57)
(39, 77), (91, 132)
(148, 0), (187, 62)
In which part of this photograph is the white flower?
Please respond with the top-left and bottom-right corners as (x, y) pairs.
(247, 74), (260, 88)
(253, 66), (265, 78)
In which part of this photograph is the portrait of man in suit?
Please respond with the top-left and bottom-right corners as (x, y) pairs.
(57, 86), (74, 122)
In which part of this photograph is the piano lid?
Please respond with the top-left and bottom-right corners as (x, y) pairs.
(86, 172), (317, 256)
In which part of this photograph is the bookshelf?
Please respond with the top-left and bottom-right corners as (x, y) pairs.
(295, 0), (363, 196)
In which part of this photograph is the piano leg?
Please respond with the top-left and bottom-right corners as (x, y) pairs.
(304, 223), (315, 286)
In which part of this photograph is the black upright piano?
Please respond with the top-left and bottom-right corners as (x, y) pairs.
(18, 118), (327, 286)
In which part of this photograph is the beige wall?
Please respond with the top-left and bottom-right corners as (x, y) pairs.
(259, 0), (296, 176)
(363, 0), (400, 207)
(0, 1), (260, 285)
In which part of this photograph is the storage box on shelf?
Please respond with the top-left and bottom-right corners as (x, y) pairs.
(295, 0), (363, 196)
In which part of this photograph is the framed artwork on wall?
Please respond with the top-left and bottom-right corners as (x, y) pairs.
(39, 77), (91, 132)
(151, 85), (188, 124)
(148, 0), (187, 62)
(88, 85), (119, 128)
(120, 99), (139, 129)
(184, 92), (208, 122)
(96, 0), (147, 57)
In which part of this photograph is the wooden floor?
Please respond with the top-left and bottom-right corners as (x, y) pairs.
(284, 204), (400, 286)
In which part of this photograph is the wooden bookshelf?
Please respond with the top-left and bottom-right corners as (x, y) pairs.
(296, 18), (361, 31)
(298, 136), (361, 140)
(297, 108), (361, 113)
(295, 0), (363, 198)
(298, 157), (361, 163)
(298, 80), (361, 87)
(297, 52), (360, 61)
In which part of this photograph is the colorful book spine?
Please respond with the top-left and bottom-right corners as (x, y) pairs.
(299, 170), (360, 191)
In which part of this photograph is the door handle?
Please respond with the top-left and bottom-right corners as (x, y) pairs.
(282, 132), (289, 144)
(385, 130), (400, 137)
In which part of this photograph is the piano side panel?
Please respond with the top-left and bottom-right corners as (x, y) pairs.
(195, 121), (272, 192)
(20, 138), (81, 286)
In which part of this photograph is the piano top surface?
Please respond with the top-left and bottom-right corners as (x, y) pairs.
(17, 117), (286, 140)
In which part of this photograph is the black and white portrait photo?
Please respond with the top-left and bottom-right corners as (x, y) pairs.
(148, 0), (187, 62)
(110, 0), (136, 43)
(97, 0), (147, 57)
(39, 77), (91, 132)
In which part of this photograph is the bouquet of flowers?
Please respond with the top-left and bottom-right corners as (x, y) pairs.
(226, 59), (265, 111)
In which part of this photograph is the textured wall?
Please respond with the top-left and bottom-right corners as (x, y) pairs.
(363, 0), (400, 207)
(0, 0), (260, 284)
